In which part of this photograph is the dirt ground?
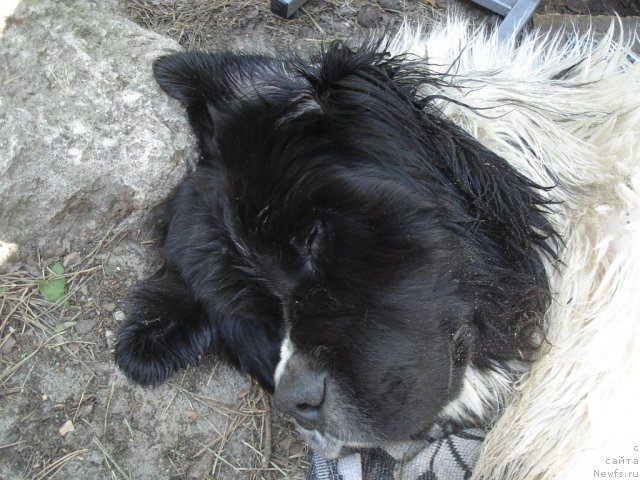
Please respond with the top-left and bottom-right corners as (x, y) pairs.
(0, 225), (312, 479)
(121, 0), (639, 53)
(1, 1), (639, 479)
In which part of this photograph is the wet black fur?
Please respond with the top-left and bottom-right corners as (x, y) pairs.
(115, 42), (557, 440)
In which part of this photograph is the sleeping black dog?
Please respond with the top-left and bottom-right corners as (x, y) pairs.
(115, 42), (557, 458)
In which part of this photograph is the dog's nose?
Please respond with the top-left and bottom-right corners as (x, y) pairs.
(274, 369), (327, 430)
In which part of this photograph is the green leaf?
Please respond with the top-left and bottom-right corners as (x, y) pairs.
(54, 321), (77, 333)
(38, 260), (67, 305)
(38, 278), (66, 303)
(51, 260), (64, 275)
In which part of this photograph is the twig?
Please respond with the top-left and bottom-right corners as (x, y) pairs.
(0, 332), (66, 384)
(261, 396), (272, 468)
(210, 450), (240, 472)
(104, 383), (115, 435)
(170, 383), (263, 417)
(33, 448), (89, 480)
(301, 7), (326, 35)
(73, 375), (94, 423)
(93, 437), (130, 480)
(162, 389), (179, 418)
(193, 435), (223, 459)
(0, 440), (26, 449)
(123, 418), (135, 440)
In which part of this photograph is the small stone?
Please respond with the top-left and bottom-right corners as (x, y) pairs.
(288, 439), (305, 457)
(78, 403), (94, 418)
(0, 336), (16, 355)
(280, 435), (294, 451)
(105, 329), (115, 349)
(63, 251), (82, 268)
(113, 310), (126, 322)
(87, 450), (104, 465)
(237, 389), (251, 399)
(102, 302), (116, 312)
(185, 410), (198, 422)
(188, 451), (214, 479)
(2, 433), (19, 445)
(59, 420), (74, 437)
(357, 5), (380, 27)
(91, 361), (113, 374)
(379, 0), (402, 11)
(75, 319), (98, 335)
(42, 394), (48, 401)
(337, 5), (355, 15)
(0, 242), (18, 266)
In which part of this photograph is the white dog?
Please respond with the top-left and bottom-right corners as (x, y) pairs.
(384, 17), (640, 480)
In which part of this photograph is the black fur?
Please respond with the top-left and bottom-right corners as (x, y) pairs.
(116, 42), (557, 446)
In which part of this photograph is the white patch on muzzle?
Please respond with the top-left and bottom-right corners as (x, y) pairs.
(274, 334), (294, 386)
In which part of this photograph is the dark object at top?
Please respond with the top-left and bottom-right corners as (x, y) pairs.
(270, 0), (540, 43)
(270, 0), (308, 19)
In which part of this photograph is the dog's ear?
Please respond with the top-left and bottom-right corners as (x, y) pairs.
(153, 52), (296, 134)
(153, 52), (293, 159)
(153, 52), (279, 106)
(422, 117), (559, 362)
(428, 117), (557, 261)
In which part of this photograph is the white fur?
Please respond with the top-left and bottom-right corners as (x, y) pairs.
(386, 17), (640, 480)
(274, 334), (293, 386)
(441, 361), (528, 427)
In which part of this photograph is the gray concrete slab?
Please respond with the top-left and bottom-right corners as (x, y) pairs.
(534, 14), (640, 54)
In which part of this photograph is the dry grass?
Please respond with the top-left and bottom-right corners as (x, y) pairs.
(121, 0), (442, 51)
(32, 448), (91, 480)
(0, 226), (127, 388)
(0, 224), (307, 479)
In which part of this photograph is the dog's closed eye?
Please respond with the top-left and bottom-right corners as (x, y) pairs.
(289, 219), (331, 277)
(306, 219), (325, 258)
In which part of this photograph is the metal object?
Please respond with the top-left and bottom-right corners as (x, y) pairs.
(472, 0), (518, 16)
(497, 0), (541, 42)
(271, 0), (308, 18)
(271, 0), (540, 41)
(471, 0), (541, 42)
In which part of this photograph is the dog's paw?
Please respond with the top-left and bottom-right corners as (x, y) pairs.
(115, 316), (189, 386)
(115, 267), (213, 386)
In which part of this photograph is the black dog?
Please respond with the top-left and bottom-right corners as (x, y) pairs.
(115, 42), (557, 458)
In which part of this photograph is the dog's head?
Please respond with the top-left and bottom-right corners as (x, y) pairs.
(153, 43), (557, 457)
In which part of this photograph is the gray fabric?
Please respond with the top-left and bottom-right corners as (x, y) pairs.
(307, 422), (485, 480)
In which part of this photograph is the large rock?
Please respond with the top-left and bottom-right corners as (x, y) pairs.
(0, 0), (195, 266)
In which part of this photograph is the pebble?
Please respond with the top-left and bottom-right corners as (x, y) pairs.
(78, 403), (94, 418)
(288, 439), (305, 457)
(2, 433), (19, 445)
(379, 0), (402, 11)
(337, 5), (355, 15)
(75, 319), (98, 335)
(188, 451), (214, 479)
(357, 5), (380, 27)
(104, 329), (116, 349)
(113, 310), (126, 322)
(0, 336), (16, 355)
(58, 420), (74, 437)
(102, 302), (116, 312)
(63, 251), (81, 268)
